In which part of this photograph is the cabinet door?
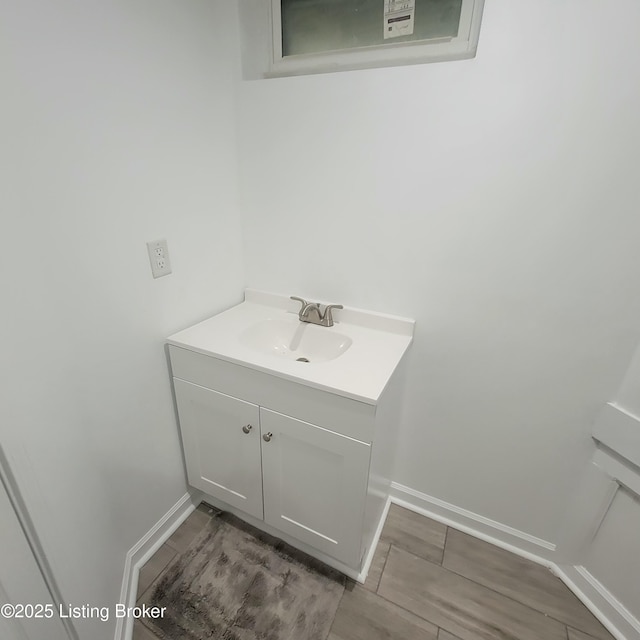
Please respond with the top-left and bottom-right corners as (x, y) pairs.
(260, 408), (371, 568)
(174, 379), (263, 520)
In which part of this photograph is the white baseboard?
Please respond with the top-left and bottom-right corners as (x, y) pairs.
(390, 481), (556, 565)
(555, 564), (639, 640)
(358, 496), (391, 584)
(389, 481), (638, 640)
(113, 492), (199, 640)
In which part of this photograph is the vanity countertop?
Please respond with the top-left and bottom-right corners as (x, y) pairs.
(167, 289), (414, 405)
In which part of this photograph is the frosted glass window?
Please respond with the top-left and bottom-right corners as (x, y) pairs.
(268, 0), (484, 76)
(281, 0), (463, 57)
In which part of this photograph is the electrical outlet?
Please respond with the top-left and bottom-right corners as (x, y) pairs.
(146, 239), (172, 278)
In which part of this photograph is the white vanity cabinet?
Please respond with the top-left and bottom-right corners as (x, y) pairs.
(174, 378), (371, 565)
(166, 289), (414, 578)
(171, 355), (372, 568)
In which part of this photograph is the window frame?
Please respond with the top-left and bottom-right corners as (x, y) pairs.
(269, 0), (485, 77)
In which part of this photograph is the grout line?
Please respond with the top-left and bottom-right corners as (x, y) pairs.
(443, 558), (609, 637)
(327, 575), (357, 638)
(136, 618), (165, 640)
(400, 513), (611, 639)
(439, 560), (561, 621)
(442, 525), (450, 565)
(136, 546), (178, 605)
(382, 540), (447, 568)
(385, 543), (606, 638)
(566, 626), (609, 640)
(374, 543), (392, 593)
(165, 540), (179, 554)
(369, 564), (448, 632)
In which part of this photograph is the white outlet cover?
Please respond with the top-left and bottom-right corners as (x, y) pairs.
(146, 239), (172, 278)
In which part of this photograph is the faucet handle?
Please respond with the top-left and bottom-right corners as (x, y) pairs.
(322, 304), (343, 327)
(290, 296), (308, 312)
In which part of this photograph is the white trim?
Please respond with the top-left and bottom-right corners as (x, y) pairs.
(390, 482), (556, 562)
(359, 496), (391, 584)
(270, 0), (282, 64)
(594, 448), (640, 498)
(268, 0), (485, 77)
(555, 564), (639, 640)
(593, 402), (640, 471)
(0, 446), (78, 640)
(113, 493), (199, 640)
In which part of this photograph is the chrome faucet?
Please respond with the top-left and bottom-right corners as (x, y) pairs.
(290, 296), (343, 327)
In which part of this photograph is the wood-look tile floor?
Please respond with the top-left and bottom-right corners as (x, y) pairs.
(133, 503), (615, 640)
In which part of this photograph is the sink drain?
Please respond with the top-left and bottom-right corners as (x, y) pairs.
(296, 357), (310, 363)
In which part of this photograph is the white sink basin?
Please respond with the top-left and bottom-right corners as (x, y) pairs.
(239, 317), (352, 363)
(167, 289), (414, 404)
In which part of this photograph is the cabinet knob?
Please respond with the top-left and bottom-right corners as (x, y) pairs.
(242, 424), (252, 434)
(262, 432), (273, 442)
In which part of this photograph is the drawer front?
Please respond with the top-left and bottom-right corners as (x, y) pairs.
(169, 345), (376, 443)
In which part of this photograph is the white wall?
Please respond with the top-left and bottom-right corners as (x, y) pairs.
(0, 2), (243, 639)
(237, 0), (640, 543)
(3, 1), (640, 636)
